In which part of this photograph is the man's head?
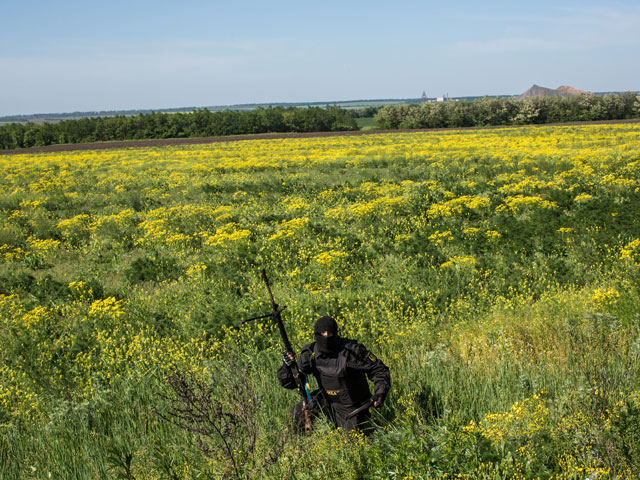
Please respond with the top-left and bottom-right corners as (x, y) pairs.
(314, 316), (339, 353)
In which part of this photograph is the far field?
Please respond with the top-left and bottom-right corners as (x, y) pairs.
(355, 117), (378, 130)
(2, 124), (640, 479)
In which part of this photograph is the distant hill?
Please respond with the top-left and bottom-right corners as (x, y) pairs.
(518, 84), (592, 100)
(556, 85), (592, 96)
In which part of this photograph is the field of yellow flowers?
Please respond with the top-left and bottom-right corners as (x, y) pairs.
(2, 124), (640, 479)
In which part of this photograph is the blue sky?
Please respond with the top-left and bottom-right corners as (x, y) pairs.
(1, 0), (639, 116)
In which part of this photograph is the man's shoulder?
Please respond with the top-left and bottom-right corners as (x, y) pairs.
(340, 338), (370, 358)
(298, 342), (316, 368)
(300, 342), (315, 353)
(341, 338), (384, 365)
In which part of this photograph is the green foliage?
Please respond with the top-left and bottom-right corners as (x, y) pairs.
(125, 254), (183, 284)
(375, 92), (640, 130)
(0, 106), (359, 150)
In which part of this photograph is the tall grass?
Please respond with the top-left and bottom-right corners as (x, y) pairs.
(1, 124), (640, 478)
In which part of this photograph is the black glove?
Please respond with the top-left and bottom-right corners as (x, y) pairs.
(372, 393), (386, 408)
(282, 350), (295, 367)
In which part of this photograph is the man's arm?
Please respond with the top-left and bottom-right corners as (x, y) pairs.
(277, 346), (315, 389)
(277, 361), (298, 389)
(367, 353), (390, 406)
(347, 342), (391, 407)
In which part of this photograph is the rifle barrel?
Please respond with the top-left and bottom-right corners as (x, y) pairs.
(260, 268), (293, 352)
(345, 400), (374, 420)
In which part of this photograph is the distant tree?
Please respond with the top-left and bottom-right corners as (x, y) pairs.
(512, 98), (542, 125)
(601, 94), (626, 119)
(448, 100), (474, 127)
(326, 105), (358, 131)
(350, 106), (379, 118)
(0, 127), (13, 150)
(0, 123), (25, 149)
(426, 102), (447, 128)
(634, 94), (640, 117)
(375, 104), (414, 129)
(255, 107), (286, 133)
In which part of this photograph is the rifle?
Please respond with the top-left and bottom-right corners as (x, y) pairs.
(345, 399), (374, 420)
(242, 268), (313, 432)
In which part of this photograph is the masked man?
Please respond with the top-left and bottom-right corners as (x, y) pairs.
(277, 316), (391, 432)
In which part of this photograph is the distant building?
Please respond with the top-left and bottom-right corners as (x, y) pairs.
(421, 91), (427, 103)
(436, 93), (450, 102)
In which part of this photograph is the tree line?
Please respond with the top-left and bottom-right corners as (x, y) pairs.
(375, 92), (640, 129)
(3, 93), (639, 150)
(0, 106), (358, 150)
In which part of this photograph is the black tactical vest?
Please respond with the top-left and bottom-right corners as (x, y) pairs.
(311, 341), (372, 408)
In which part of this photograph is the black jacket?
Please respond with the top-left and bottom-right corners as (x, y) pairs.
(277, 337), (390, 409)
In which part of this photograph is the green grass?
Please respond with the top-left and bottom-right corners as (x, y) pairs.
(356, 117), (379, 130)
(1, 124), (640, 479)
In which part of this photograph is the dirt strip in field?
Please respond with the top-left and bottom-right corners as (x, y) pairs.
(1, 119), (639, 156)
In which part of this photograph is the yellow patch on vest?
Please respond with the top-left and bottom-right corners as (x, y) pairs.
(326, 390), (340, 396)
(368, 352), (378, 363)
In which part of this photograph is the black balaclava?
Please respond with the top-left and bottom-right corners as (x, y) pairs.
(314, 316), (339, 354)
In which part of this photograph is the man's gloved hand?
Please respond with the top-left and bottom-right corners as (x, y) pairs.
(282, 350), (295, 367)
(372, 393), (386, 408)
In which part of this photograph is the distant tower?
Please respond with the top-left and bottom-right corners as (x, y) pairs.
(421, 91), (427, 103)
